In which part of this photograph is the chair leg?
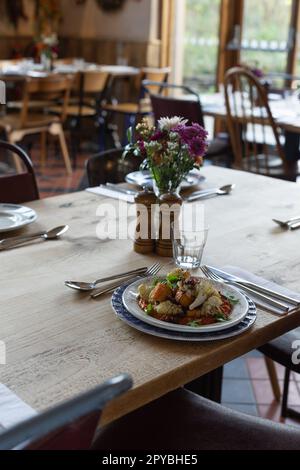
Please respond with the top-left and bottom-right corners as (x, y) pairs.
(40, 131), (47, 167)
(7, 134), (23, 173)
(264, 357), (281, 402)
(57, 127), (72, 175)
(281, 367), (291, 418)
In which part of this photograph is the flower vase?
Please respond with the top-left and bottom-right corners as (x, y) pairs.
(155, 185), (182, 258)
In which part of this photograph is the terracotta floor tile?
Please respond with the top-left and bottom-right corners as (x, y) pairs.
(252, 379), (281, 405)
(247, 357), (285, 380)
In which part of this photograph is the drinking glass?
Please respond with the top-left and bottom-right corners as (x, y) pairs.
(171, 223), (209, 269)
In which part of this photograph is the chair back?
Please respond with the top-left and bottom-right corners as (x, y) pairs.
(224, 67), (286, 175)
(0, 374), (132, 450)
(86, 148), (143, 186)
(144, 81), (205, 127)
(139, 67), (171, 95)
(20, 74), (73, 124)
(0, 141), (39, 203)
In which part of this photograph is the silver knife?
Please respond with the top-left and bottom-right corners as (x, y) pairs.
(207, 265), (300, 306)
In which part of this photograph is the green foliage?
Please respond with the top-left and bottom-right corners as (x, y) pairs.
(183, 0), (294, 91)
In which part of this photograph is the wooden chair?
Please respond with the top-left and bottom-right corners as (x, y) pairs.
(145, 81), (231, 165)
(0, 75), (73, 174)
(0, 140), (39, 203)
(258, 328), (300, 421)
(86, 147), (143, 186)
(102, 67), (171, 143)
(49, 70), (110, 166)
(0, 374), (131, 450)
(94, 387), (300, 450)
(224, 67), (288, 178)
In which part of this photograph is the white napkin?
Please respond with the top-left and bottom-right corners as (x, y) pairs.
(86, 186), (135, 203)
(222, 265), (300, 314)
(0, 383), (37, 431)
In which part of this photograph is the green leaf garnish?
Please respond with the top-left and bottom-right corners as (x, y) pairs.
(145, 304), (153, 314)
(228, 295), (239, 306)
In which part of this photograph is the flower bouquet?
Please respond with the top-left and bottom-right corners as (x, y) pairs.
(124, 116), (208, 196)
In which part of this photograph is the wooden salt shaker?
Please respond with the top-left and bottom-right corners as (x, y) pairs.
(133, 188), (157, 254)
(156, 192), (182, 257)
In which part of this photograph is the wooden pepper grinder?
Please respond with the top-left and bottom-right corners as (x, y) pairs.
(133, 188), (157, 254)
(156, 193), (182, 257)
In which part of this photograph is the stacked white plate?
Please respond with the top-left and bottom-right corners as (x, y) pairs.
(111, 277), (257, 342)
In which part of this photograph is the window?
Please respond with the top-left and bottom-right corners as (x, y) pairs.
(183, 0), (221, 92)
(241, 0), (293, 85)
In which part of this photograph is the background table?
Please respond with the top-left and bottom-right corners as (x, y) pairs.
(1, 166), (300, 425)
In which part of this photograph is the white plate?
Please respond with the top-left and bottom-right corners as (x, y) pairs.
(122, 277), (249, 334)
(0, 204), (37, 233)
(125, 169), (205, 190)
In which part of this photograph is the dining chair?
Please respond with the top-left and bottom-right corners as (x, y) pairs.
(0, 74), (73, 174)
(102, 67), (171, 143)
(144, 81), (231, 166)
(93, 387), (300, 450)
(86, 147), (143, 186)
(0, 374), (132, 450)
(258, 328), (300, 421)
(224, 66), (288, 178)
(49, 70), (110, 167)
(0, 140), (39, 203)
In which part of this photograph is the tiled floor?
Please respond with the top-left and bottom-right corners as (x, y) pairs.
(223, 351), (300, 427)
(26, 142), (300, 428)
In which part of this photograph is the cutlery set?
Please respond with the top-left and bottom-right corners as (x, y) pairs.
(0, 226), (69, 250)
(201, 265), (300, 315)
(99, 183), (236, 202)
(65, 262), (162, 300)
(272, 216), (300, 230)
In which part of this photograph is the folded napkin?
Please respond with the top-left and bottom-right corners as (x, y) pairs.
(223, 265), (300, 314)
(86, 186), (135, 203)
(0, 383), (36, 432)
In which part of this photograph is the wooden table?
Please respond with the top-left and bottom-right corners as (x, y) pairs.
(202, 93), (300, 179)
(1, 166), (300, 426)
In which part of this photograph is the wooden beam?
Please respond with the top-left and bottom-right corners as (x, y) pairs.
(160, 0), (174, 67)
(217, 0), (244, 86)
(286, 0), (300, 88)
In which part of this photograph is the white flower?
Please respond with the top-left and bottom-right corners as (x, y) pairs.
(158, 116), (188, 131)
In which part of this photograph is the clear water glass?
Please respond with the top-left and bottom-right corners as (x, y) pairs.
(171, 225), (209, 270)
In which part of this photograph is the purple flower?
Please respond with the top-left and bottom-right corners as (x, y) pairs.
(252, 67), (264, 79)
(189, 136), (208, 158)
(174, 123), (208, 145)
(151, 130), (166, 141)
(138, 140), (146, 155)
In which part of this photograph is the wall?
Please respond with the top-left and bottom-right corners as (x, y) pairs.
(0, 0), (161, 66)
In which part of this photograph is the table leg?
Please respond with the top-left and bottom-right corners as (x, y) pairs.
(284, 131), (300, 181)
(184, 366), (224, 403)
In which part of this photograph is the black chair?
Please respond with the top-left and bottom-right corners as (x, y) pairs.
(258, 328), (300, 421)
(94, 387), (300, 450)
(143, 81), (232, 166)
(0, 374), (132, 450)
(86, 147), (143, 187)
(0, 140), (39, 203)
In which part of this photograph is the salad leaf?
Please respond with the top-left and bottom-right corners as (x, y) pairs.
(145, 304), (153, 315)
(166, 274), (180, 283)
(188, 320), (201, 328)
(228, 295), (239, 306)
(215, 314), (229, 322)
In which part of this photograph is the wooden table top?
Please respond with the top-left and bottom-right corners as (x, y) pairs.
(201, 93), (300, 133)
(1, 166), (300, 425)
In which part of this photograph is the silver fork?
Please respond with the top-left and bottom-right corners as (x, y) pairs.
(90, 262), (162, 299)
(201, 266), (290, 315)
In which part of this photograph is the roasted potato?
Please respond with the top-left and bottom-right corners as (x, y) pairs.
(149, 282), (172, 302)
(175, 290), (194, 308)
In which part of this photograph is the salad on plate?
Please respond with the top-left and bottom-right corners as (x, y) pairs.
(137, 268), (239, 328)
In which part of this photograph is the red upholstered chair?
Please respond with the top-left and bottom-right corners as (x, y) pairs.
(0, 141), (39, 203)
(0, 374), (132, 450)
